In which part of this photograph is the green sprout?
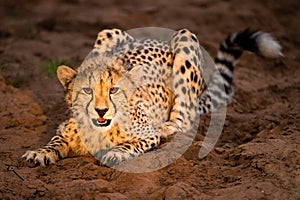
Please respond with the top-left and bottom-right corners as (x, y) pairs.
(45, 58), (72, 77)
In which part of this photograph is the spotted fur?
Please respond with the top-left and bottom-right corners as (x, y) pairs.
(22, 28), (282, 166)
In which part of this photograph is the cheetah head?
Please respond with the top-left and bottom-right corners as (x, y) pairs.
(57, 61), (141, 132)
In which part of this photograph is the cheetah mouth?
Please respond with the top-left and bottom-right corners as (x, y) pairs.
(92, 118), (112, 127)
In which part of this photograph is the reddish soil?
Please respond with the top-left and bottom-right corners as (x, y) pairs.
(0, 0), (299, 199)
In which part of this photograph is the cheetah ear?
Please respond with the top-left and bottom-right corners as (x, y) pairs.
(57, 65), (77, 90)
(117, 66), (144, 97)
(125, 65), (144, 84)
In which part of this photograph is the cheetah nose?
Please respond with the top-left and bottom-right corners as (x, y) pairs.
(95, 108), (108, 118)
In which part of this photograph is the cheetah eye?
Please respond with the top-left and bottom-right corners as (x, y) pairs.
(109, 87), (119, 94)
(83, 87), (92, 94)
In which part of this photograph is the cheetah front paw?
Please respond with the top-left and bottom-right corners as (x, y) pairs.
(22, 149), (60, 167)
(100, 149), (133, 167)
(160, 121), (181, 138)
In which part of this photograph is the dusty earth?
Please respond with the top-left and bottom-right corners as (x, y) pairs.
(0, 0), (299, 199)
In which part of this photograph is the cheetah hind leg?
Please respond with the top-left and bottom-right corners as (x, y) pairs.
(161, 29), (204, 138)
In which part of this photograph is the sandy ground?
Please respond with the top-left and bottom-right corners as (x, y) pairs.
(0, 0), (299, 199)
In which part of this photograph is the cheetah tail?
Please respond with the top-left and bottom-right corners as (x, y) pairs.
(198, 29), (282, 114)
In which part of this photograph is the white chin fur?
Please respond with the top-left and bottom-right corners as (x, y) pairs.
(255, 32), (283, 58)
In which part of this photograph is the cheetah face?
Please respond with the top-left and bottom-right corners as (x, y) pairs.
(77, 68), (125, 131)
(57, 63), (129, 132)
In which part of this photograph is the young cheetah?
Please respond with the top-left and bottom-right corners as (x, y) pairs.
(22, 28), (282, 167)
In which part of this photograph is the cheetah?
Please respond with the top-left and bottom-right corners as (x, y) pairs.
(22, 28), (282, 167)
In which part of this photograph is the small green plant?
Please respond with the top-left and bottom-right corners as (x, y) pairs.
(45, 58), (72, 77)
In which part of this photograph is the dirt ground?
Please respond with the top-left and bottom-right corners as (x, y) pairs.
(0, 0), (299, 199)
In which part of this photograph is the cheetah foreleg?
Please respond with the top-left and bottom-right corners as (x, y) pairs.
(101, 135), (160, 167)
(22, 134), (70, 166)
(22, 118), (86, 166)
